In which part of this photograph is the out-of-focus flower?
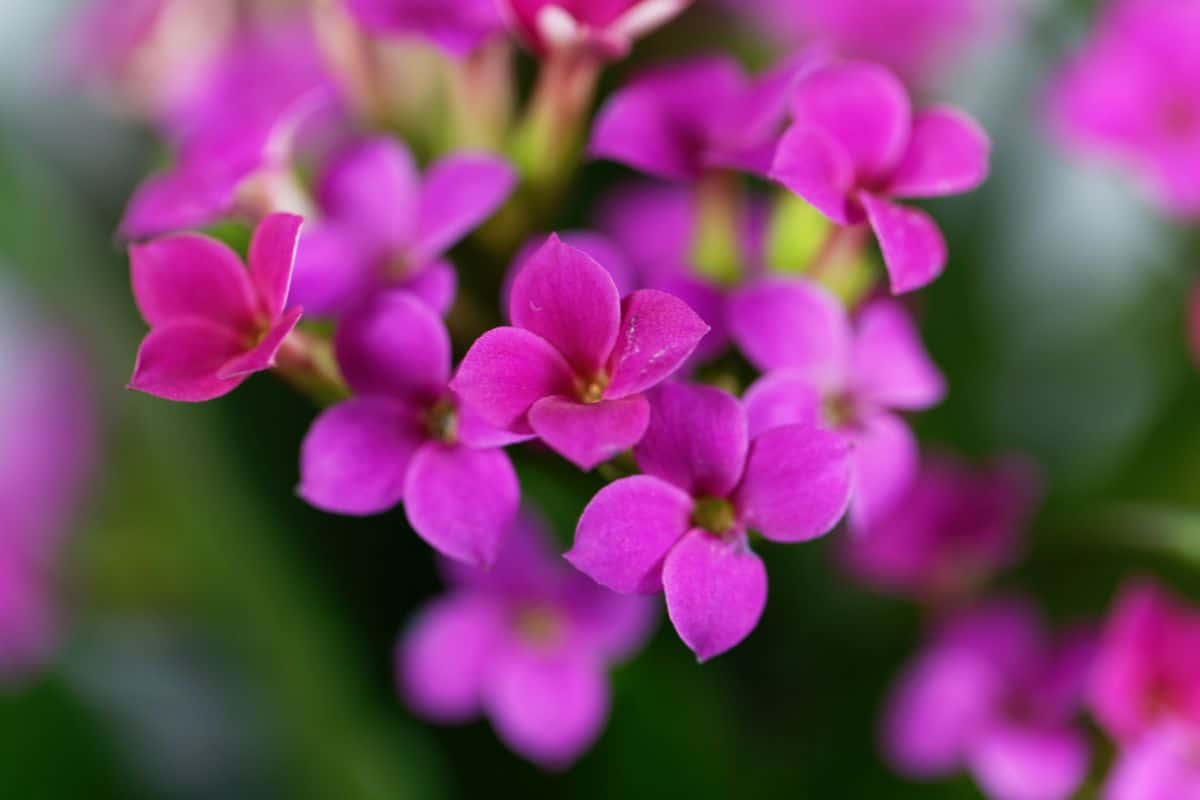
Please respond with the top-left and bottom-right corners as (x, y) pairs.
(128, 213), (304, 402)
(1104, 722), (1200, 800)
(299, 291), (524, 566)
(772, 61), (990, 293)
(119, 16), (340, 239)
(729, 278), (945, 530)
(589, 55), (815, 181)
(1047, 0), (1200, 218)
(568, 382), (852, 660)
(844, 454), (1040, 599)
(716, 0), (1003, 86)
(344, 0), (506, 57)
(0, 297), (97, 682)
(398, 512), (655, 768)
(290, 137), (516, 317)
(452, 235), (709, 470)
(1090, 579), (1200, 744)
(503, 0), (692, 59)
(883, 598), (1093, 800)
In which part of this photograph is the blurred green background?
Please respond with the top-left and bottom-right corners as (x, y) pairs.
(2, 1), (1199, 797)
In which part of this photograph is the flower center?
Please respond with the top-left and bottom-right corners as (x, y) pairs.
(578, 373), (608, 404)
(691, 496), (737, 536)
(424, 399), (458, 444)
(1160, 97), (1199, 141)
(514, 605), (564, 649)
(822, 391), (858, 429)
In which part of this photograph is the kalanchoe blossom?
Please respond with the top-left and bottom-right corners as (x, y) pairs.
(299, 291), (523, 566)
(1104, 722), (1200, 800)
(290, 137), (516, 317)
(399, 513), (655, 768)
(1089, 579), (1200, 744)
(589, 55), (818, 181)
(128, 212), (304, 402)
(844, 454), (1040, 599)
(452, 235), (709, 470)
(345, 0), (506, 57)
(1047, 0), (1200, 218)
(567, 382), (852, 661)
(771, 61), (990, 293)
(502, 0), (692, 59)
(884, 598), (1094, 800)
(730, 278), (945, 529)
(119, 17), (339, 239)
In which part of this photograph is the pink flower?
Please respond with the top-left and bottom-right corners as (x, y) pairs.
(299, 291), (524, 567)
(503, 0), (692, 59)
(290, 138), (516, 317)
(345, 0), (506, 57)
(589, 55), (818, 181)
(729, 278), (945, 530)
(451, 235), (710, 470)
(398, 513), (655, 768)
(883, 598), (1094, 800)
(1047, 0), (1200, 218)
(843, 454), (1040, 599)
(772, 61), (990, 293)
(119, 17), (339, 239)
(128, 212), (304, 402)
(1089, 579), (1200, 744)
(1103, 722), (1200, 800)
(567, 382), (853, 661)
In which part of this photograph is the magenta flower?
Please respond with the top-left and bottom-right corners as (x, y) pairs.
(729, 278), (945, 529)
(128, 212), (304, 402)
(884, 598), (1093, 800)
(772, 61), (990, 293)
(567, 382), (852, 661)
(1104, 722), (1200, 800)
(345, 0), (505, 57)
(589, 55), (817, 181)
(399, 513), (655, 768)
(299, 291), (523, 567)
(502, 0), (692, 58)
(1089, 579), (1200, 744)
(843, 454), (1040, 599)
(119, 17), (339, 239)
(290, 137), (516, 317)
(451, 235), (709, 470)
(1047, 0), (1200, 218)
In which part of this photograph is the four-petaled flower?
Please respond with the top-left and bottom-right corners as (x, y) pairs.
(567, 382), (853, 661)
(129, 212), (304, 402)
(290, 137), (516, 317)
(730, 278), (945, 529)
(299, 291), (524, 567)
(452, 234), (710, 470)
(772, 61), (990, 293)
(399, 513), (655, 768)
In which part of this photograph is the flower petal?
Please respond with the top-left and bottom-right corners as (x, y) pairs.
(727, 277), (850, 379)
(567, 475), (694, 594)
(413, 154), (516, 261)
(528, 394), (650, 471)
(605, 289), (710, 399)
(128, 320), (248, 402)
(790, 61), (912, 181)
(297, 397), (425, 515)
(742, 370), (823, 439)
(849, 299), (945, 410)
(404, 443), (519, 567)
(662, 529), (767, 662)
(886, 106), (991, 199)
(118, 157), (249, 240)
(346, 0), (503, 57)
(737, 424), (853, 542)
(484, 647), (609, 770)
(634, 382), (747, 497)
(287, 224), (377, 317)
(218, 306), (303, 379)
(399, 259), (458, 316)
(318, 137), (420, 250)
(247, 212), (303, 319)
(334, 290), (451, 400)
(849, 412), (919, 531)
(451, 327), (576, 431)
(509, 235), (621, 377)
(770, 124), (858, 224)
(130, 233), (257, 330)
(966, 723), (1089, 800)
(398, 592), (503, 722)
(859, 192), (947, 294)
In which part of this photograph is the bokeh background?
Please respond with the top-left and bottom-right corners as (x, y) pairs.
(2, 0), (1198, 797)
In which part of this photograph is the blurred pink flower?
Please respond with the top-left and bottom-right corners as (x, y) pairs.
(1104, 722), (1200, 800)
(398, 513), (656, 768)
(1047, 0), (1200, 218)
